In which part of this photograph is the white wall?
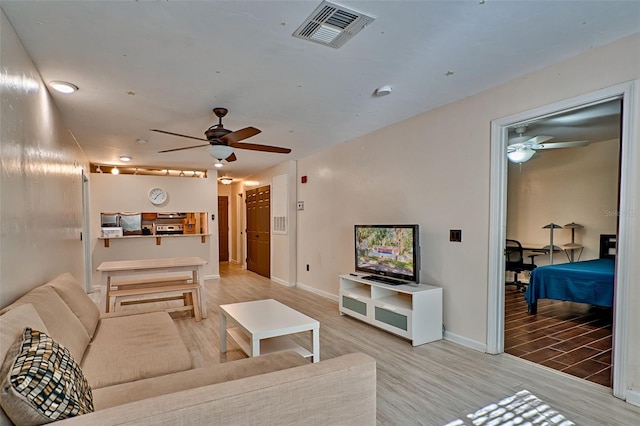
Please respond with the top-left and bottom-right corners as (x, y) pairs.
(0, 11), (90, 307)
(507, 138), (620, 265)
(89, 173), (219, 284)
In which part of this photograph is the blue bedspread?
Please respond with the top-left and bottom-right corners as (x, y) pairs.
(525, 258), (615, 310)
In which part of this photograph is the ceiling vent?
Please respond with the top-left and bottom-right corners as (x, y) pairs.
(293, 1), (375, 49)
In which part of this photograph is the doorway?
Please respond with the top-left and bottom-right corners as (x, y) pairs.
(246, 185), (271, 278)
(218, 196), (229, 262)
(487, 81), (637, 400)
(503, 99), (621, 387)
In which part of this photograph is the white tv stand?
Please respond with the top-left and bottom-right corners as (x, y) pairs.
(339, 274), (443, 346)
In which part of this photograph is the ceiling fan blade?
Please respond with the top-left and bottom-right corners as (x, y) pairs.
(524, 135), (554, 145)
(221, 127), (261, 144)
(157, 143), (210, 153)
(150, 129), (208, 142)
(231, 142), (292, 154)
(535, 141), (590, 150)
(225, 153), (237, 162)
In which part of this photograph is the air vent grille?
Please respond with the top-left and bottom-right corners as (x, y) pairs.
(273, 216), (286, 234)
(293, 1), (375, 49)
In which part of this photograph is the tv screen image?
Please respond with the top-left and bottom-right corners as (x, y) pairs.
(354, 224), (419, 283)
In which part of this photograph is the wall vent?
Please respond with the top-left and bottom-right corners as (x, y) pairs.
(293, 1), (375, 49)
(273, 216), (287, 234)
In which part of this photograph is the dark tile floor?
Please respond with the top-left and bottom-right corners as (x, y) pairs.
(504, 285), (613, 387)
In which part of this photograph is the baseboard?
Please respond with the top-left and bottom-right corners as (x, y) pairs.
(443, 330), (487, 352)
(271, 276), (294, 287)
(296, 282), (339, 302)
(626, 389), (640, 407)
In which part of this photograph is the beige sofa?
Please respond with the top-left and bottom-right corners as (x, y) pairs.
(0, 273), (376, 425)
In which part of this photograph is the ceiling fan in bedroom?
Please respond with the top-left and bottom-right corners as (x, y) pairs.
(151, 107), (291, 165)
(506, 125), (590, 163)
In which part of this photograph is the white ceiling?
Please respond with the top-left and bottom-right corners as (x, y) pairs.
(2, 1), (638, 179)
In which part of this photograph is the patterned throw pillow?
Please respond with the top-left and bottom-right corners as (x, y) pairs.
(0, 328), (94, 426)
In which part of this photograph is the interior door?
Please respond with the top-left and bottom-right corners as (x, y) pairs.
(218, 196), (229, 262)
(246, 185), (270, 278)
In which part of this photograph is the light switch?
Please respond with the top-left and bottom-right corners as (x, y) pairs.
(450, 229), (462, 242)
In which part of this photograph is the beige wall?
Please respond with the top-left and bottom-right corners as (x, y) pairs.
(293, 34), (639, 397)
(89, 173), (219, 284)
(0, 11), (90, 307)
(507, 139), (620, 266)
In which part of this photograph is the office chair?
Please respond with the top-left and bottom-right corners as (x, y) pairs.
(505, 239), (536, 292)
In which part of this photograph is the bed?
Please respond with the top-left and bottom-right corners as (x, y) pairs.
(525, 234), (616, 314)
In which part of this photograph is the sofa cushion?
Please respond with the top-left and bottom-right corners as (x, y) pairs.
(45, 273), (99, 338)
(92, 351), (308, 410)
(0, 304), (49, 371)
(0, 304), (51, 425)
(80, 312), (192, 389)
(0, 328), (93, 426)
(1, 287), (90, 363)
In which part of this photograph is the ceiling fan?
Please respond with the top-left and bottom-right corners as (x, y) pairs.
(151, 107), (291, 164)
(506, 125), (590, 163)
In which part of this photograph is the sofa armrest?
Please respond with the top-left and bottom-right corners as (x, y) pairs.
(57, 353), (376, 425)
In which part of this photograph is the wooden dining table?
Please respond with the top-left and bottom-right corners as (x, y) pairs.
(96, 256), (208, 318)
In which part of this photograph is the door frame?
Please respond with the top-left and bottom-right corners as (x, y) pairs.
(218, 196), (230, 262)
(81, 169), (92, 293)
(486, 81), (637, 400)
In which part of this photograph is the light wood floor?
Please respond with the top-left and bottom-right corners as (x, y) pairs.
(112, 263), (640, 425)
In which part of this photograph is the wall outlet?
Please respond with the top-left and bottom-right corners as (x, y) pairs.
(450, 229), (462, 242)
(297, 201), (304, 210)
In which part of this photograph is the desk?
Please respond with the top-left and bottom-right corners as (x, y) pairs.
(520, 243), (564, 263)
(520, 243), (564, 253)
(97, 257), (208, 318)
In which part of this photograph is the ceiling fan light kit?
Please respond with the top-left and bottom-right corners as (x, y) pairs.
(507, 146), (535, 163)
(207, 145), (234, 160)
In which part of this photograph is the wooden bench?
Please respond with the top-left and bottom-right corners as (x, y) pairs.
(111, 275), (193, 289)
(108, 277), (201, 321)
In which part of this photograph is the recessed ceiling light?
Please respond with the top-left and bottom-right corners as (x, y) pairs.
(136, 139), (147, 144)
(119, 155), (132, 162)
(49, 81), (78, 94)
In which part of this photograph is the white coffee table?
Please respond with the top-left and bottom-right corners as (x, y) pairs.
(219, 299), (320, 363)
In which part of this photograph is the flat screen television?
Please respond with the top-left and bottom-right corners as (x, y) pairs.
(354, 224), (420, 283)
